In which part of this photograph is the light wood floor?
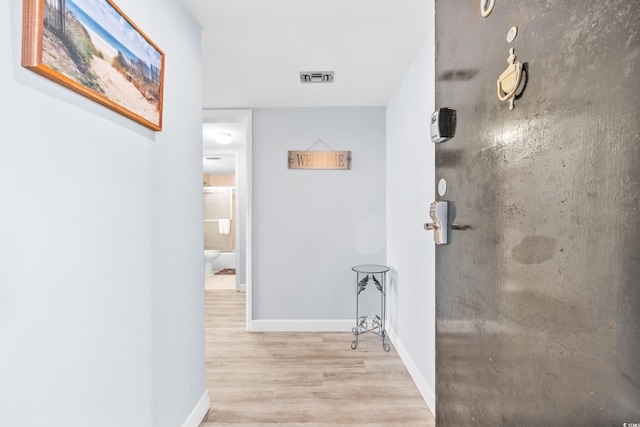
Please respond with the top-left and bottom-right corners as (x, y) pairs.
(205, 273), (236, 290)
(200, 290), (435, 426)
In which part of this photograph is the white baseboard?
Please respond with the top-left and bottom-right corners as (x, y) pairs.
(180, 389), (210, 427)
(388, 329), (436, 417)
(250, 319), (353, 332)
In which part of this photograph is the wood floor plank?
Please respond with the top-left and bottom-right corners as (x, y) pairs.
(201, 290), (435, 426)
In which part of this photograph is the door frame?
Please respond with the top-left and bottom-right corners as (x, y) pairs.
(202, 109), (253, 330)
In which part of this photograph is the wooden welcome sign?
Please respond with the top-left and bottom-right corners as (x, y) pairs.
(288, 151), (351, 170)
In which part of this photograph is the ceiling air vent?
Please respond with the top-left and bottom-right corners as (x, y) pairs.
(300, 71), (334, 83)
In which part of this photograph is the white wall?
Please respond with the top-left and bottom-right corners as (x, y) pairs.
(252, 108), (386, 327)
(385, 5), (436, 415)
(0, 1), (206, 426)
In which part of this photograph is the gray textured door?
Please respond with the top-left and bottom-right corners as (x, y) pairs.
(435, 1), (640, 425)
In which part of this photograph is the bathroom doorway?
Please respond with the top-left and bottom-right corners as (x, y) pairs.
(203, 180), (236, 288)
(202, 109), (252, 329)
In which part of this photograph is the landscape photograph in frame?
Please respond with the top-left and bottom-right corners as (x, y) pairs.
(22, 0), (165, 131)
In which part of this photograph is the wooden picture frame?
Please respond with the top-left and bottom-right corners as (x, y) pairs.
(22, 0), (165, 131)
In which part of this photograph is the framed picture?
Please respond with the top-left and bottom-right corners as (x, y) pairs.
(22, 0), (165, 131)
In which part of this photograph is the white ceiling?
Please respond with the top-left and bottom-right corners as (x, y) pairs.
(203, 153), (236, 176)
(181, 0), (430, 108)
(202, 110), (250, 175)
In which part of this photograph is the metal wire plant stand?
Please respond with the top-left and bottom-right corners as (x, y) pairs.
(350, 265), (390, 352)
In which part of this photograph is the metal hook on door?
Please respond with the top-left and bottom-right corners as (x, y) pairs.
(481, 0), (495, 17)
(497, 48), (525, 110)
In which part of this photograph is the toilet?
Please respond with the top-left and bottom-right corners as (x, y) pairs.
(204, 250), (221, 274)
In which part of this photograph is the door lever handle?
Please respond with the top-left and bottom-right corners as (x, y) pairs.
(425, 201), (450, 244)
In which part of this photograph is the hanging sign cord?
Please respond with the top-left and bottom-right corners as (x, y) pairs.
(304, 139), (335, 152)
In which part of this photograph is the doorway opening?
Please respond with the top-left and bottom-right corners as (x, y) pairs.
(202, 109), (252, 329)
